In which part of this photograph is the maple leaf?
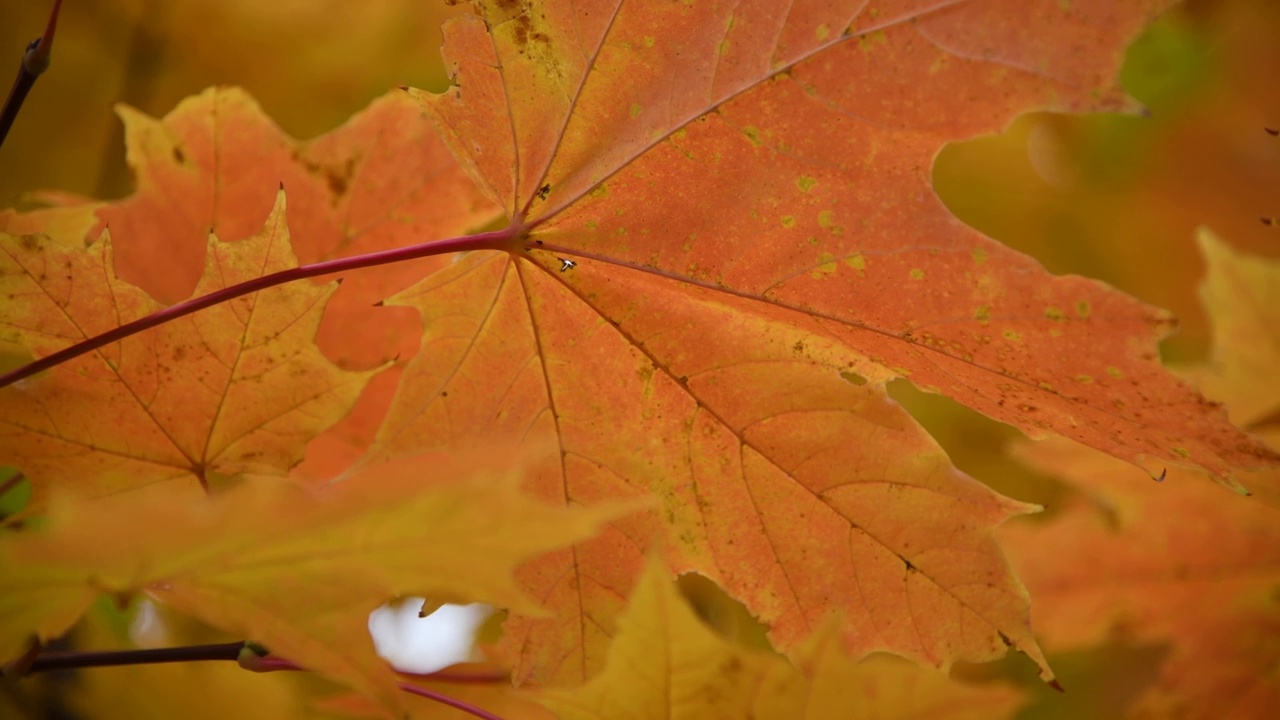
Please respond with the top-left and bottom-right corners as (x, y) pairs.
(1000, 437), (1280, 720)
(539, 558), (1025, 720)
(338, 0), (1278, 685)
(0, 192), (375, 497)
(1000, 233), (1280, 719)
(0, 450), (639, 712)
(65, 85), (504, 483)
(1196, 231), (1280, 431)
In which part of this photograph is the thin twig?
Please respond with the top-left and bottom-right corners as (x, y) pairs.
(0, 0), (63, 150)
(398, 681), (506, 720)
(25, 642), (245, 673)
(0, 226), (521, 388)
(22, 644), (510, 720)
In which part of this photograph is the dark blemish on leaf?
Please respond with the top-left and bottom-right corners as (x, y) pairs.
(513, 15), (530, 46)
(1266, 127), (1278, 136)
(997, 630), (1013, 647)
(537, 183), (551, 200)
(1263, 217), (1275, 226)
(1152, 467), (1167, 482)
(441, 391), (448, 398)
(19, 234), (41, 251)
(534, 239), (544, 245)
(172, 146), (186, 164)
(903, 559), (916, 572)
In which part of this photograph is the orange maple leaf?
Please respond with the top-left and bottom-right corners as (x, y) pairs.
(74, 86), (505, 483)
(0, 192), (375, 497)
(0, 450), (639, 713)
(1, 0), (1275, 709)
(356, 0), (1276, 685)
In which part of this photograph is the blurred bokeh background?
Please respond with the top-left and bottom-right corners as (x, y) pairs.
(1, 0), (1276, 718)
(0, 0), (468, 208)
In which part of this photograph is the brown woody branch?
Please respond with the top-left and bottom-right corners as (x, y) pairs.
(0, 0), (62, 150)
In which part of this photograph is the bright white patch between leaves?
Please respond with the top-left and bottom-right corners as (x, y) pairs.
(367, 600), (493, 674)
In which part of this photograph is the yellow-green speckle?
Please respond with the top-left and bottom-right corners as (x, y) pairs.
(971, 247), (988, 265)
(1107, 366), (1124, 378)
(858, 30), (887, 51)
(1076, 374), (1093, 384)
(807, 236), (819, 246)
(644, 36), (656, 48)
(909, 268), (925, 280)
(811, 252), (838, 279)
(844, 254), (866, 274)
(815, 24), (830, 41)
(797, 176), (818, 193)
(629, 103), (642, 118)
(741, 126), (762, 146)
(1003, 329), (1022, 342)
(590, 184), (610, 199)
(818, 209), (846, 236)
(718, 39), (730, 56)
(1044, 306), (1066, 321)
(585, 220), (598, 230)
(1173, 447), (1190, 458)
(781, 215), (796, 228)
(974, 305), (990, 324)
(1076, 301), (1091, 318)
(1037, 382), (1054, 392)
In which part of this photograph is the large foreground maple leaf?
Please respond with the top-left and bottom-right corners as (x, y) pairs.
(3, 0), (1278, 708)
(374, 0), (1274, 684)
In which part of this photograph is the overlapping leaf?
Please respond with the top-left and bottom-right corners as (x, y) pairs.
(0, 193), (374, 497)
(540, 559), (1025, 720)
(1000, 236), (1280, 718)
(346, 0), (1280, 685)
(0, 450), (638, 712)
(1001, 437), (1280, 720)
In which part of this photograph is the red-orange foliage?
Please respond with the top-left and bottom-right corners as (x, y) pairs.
(2, 2), (1276, 718)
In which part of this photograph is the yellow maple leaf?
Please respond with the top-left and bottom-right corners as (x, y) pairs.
(0, 449), (641, 713)
(539, 559), (1025, 720)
